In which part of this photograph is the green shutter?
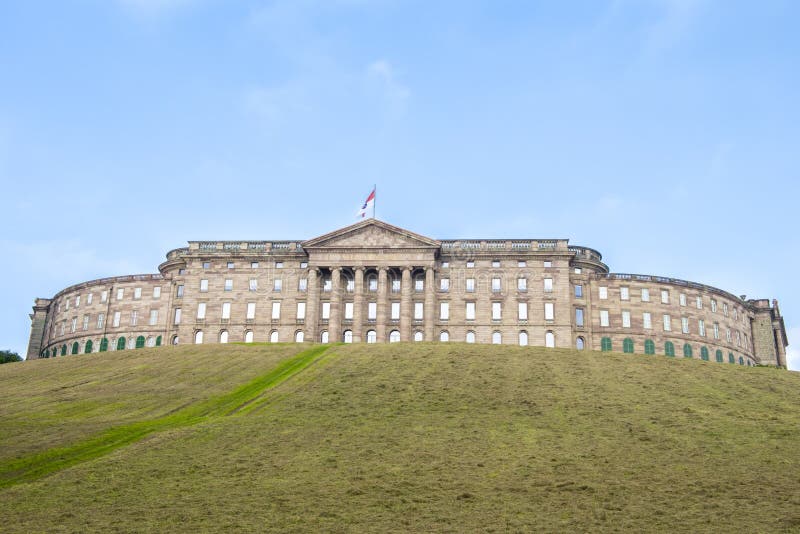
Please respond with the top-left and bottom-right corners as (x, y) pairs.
(683, 343), (693, 358)
(728, 353), (735, 364)
(135, 336), (145, 349)
(84, 340), (93, 354)
(71, 342), (79, 355)
(665, 341), (675, 357)
(644, 339), (655, 355)
(623, 338), (634, 353)
(61, 344), (67, 356)
(715, 350), (723, 363)
(156, 335), (162, 347)
(100, 338), (109, 352)
(117, 337), (126, 351)
(739, 356), (744, 365)
(601, 337), (612, 352)
(701, 346), (709, 360)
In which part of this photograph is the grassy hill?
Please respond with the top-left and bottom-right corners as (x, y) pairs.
(1, 343), (799, 532)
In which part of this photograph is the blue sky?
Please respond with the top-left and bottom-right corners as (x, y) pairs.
(1, 0), (798, 368)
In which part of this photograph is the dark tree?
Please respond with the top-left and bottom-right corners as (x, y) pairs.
(0, 350), (22, 364)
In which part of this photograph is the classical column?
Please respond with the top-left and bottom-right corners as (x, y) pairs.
(377, 267), (388, 342)
(329, 267), (343, 342)
(306, 267), (320, 342)
(353, 267), (365, 343)
(424, 266), (435, 341)
(400, 266), (413, 341)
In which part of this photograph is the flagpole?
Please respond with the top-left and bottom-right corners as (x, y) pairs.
(373, 184), (377, 219)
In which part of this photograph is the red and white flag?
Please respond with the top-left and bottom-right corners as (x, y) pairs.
(358, 187), (376, 219)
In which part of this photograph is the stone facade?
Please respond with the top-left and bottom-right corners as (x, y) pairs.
(27, 220), (789, 367)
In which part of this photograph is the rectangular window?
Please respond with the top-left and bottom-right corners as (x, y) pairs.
(76, 295), (81, 307)
(131, 311), (138, 326)
(251, 262), (259, 269)
(249, 279), (258, 291)
(543, 278), (553, 293)
(345, 302), (354, 320)
(679, 293), (686, 306)
(321, 302), (331, 320)
(176, 285), (184, 297)
(620, 287), (629, 300)
(663, 314), (671, 331)
(440, 278), (450, 291)
(296, 302), (306, 320)
(492, 278), (502, 292)
(492, 302), (501, 320)
(202, 261), (210, 269)
(71, 317), (77, 333)
(247, 302), (256, 320)
(575, 307), (584, 327)
(60, 322), (65, 335)
(222, 302), (231, 320)
(466, 278), (475, 292)
(711, 299), (717, 313)
(347, 279), (355, 292)
(622, 310), (631, 328)
(723, 303), (728, 316)
(465, 302), (476, 320)
(224, 279), (233, 291)
(736, 330), (741, 345)
(661, 290), (669, 304)
(113, 311), (121, 327)
(300, 261), (308, 269)
(643, 312), (652, 329)
(117, 288), (124, 300)
(273, 279), (282, 292)
(391, 302), (400, 320)
(713, 322), (720, 339)
(492, 260), (500, 268)
(101, 290), (108, 303)
(227, 262), (234, 269)
(200, 280), (208, 292)
(574, 285), (582, 298)
(543, 261), (552, 268)
(414, 302), (424, 320)
(519, 302), (528, 321)
(682, 317), (689, 334)
(368, 302), (377, 320)
(391, 279), (401, 293)
(174, 308), (181, 325)
(441, 261), (449, 268)
(726, 329), (732, 343)
(153, 287), (161, 299)
(147, 310), (157, 326)
(696, 296), (703, 309)
(518, 260), (526, 267)
(600, 310), (609, 327)
(414, 279), (424, 292)
(466, 261), (475, 268)
(197, 304), (206, 320)
(599, 287), (608, 300)
(97, 313), (105, 329)
(699, 319), (706, 337)
(271, 302), (281, 320)
(544, 302), (554, 321)
(518, 278), (527, 291)
(368, 278), (378, 292)
(641, 288), (650, 302)
(82, 315), (89, 331)
(298, 278), (308, 292)
(134, 287), (142, 300)
(65, 298), (69, 310)
(275, 262), (283, 269)
(440, 302), (450, 320)
(178, 268), (186, 275)
(87, 293), (93, 305)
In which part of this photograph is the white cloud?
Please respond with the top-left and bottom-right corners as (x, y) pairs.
(242, 83), (312, 122)
(366, 59), (410, 114)
(785, 327), (800, 371)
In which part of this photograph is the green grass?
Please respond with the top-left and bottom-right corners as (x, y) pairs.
(2, 343), (800, 532)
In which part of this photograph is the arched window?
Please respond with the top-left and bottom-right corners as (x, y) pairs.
(576, 337), (585, 350)
(492, 331), (502, 345)
(700, 346), (709, 360)
(45, 349), (50, 358)
(244, 331), (254, 343)
(61, 344), (67, 356)
(414, 331), (423, 342)
(171, 335), (179, 346)
(71, 342), (79, 355)
(683, 343), (693, 358)
(321, 331), (329, 343)
(728, 352), (735, 364)
(644, 339), (655, 355)
(270, 330), (279, 343)
(84, 340), (93, 354)
(155, 336), (162, 347)
(128, 338), (135, 350)
(715, 349), (723, 363)
(389, 330), (401, 343)
(146, 336), (156, 348)
(366, 330), (377, 343)
(466, 331), (476, 344)
(194, 331), (204, 344)
(100, 338), (109, 352)
(601, 337), (612, 352)
(219, 330), (229, 344)
(295, 331), (305, 343)
(545, 331), (555, 348)
(439, 331), (449, 342)
(343, 330), (353, 343)
(739, 356), (744, 365)
(623, 338), (634, 353)
(665, 341), (675, 357)
(136, 336), (146, 349)
(519, 331), (528, 346)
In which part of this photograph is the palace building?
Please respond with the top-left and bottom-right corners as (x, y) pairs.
(26, 219), (788, 367)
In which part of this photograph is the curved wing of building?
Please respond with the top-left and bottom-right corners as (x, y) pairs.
(26, 219), (789, 367)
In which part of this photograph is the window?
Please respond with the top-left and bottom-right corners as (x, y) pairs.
(275, 262), (283, 269)
(661, 290), (669, 304)
(519, 302), (528, 321)
(465, 302), (476, 320)
(300, 261), (307, 269)
(620, 287), (629, 300)
(696, 296), (703, 309)
(440, 278), (450, 291)
(176, 285), (184, 297)
(679, 293), (686, 306)
(622, 310), (631, 328)
(641, 288), (650, 302)
(663, 314), (671, 331)
(518, 260), (526, 267)
(681, 317), (689, 334)
(247, 302), (256, 320)
(391, 302), (400, 320)
(623, 338), (634, 353)
(344, 330), (354, 343)
(270, 331), (279, 343)
(492, 302), (502, 320)
(466, 278), (475, 292)
(441, 261), (449, 268)
(575, 308), (584, 327)
(101, 290), (108, 303)
(271, 302), (281, 320)
(298, 278), (307, 292)
(76, 295), (81, 307)
(543, 278), (553, 293)
(519, 331), (528, 346)
(734, 308), (739, 321)
(322, 330), (330, 344)
(492, 331), (502, 344)
(82, 315), (89, 331)
(600, 310), (609, 327)
(713, 323), (719, 339)
(701, 346), (709, 360)
(492, 260), (500, 268)
(220, 330), (229, 344)
(248, 279), (257, 292)
(347, 279), (355, 292)
(345, 302), (354, 320)
(736, 331), (741, 346)
(645, 339), (655, 355)
(218, 302), (230, 320)
(149, 310), (158, 325)
(389, 330), (400, 343)
(711, 299), (717, 313)
(368, 302), (377, 320)
(130, 311), (138, 326)
(665, 341), (675, 357)
(716, 350), (724, 363)
(202, 261), (211, 269)
(466, 261), (475, 268)
(227, 262), (235, 269)
(643, 312), (652, 329)
(699, 319), (706, 337)
(134, 287), (142, 300)
(117, 288), (124, 300)
(683, 343), (693, 358)
(112, 311), (121, 327)
(97, 313), (105, 329)
(543, 261), (552, 268)
(174, 308), (182, 325)
(518, 278), (527, 291)
(295, 331), (304, 343)
(178, 268), (186, 275)
(200, 280), (208, 292)
(368, 277), (378, 292)
(729, 353), (735, 364)
(544, 302), (554, 321)
(323, 278), (332, 292)
(153, 287), (161, 299)
(224, 279), (233, 291)
(466, 331), (476, 343)
(726, 329), (732, 343)
(251, 262), (259, 269)
(723, 303), (728, 316)
(367, 330), (377, 343)
(574, 268), (582, 274)
(545, 331), (555, 348)
(599, 287), (608, 300)
(576, 337), (585, 350)
(391, 279), (401, 293)
(245, 331), (254, 343)
(196, 303), (206, 320)
(440, 331), (449, 342)
(322, 302), (331, 320)
(492, 278), (502, 292)
(273, 279), (282, 292)
(574, 285), (582, 298)
(414, 279), (424, 292)
(440, 302), (450, 320)
(414, 302), (423, 320)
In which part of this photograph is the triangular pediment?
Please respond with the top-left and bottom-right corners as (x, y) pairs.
(302, 219), (440, 249)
